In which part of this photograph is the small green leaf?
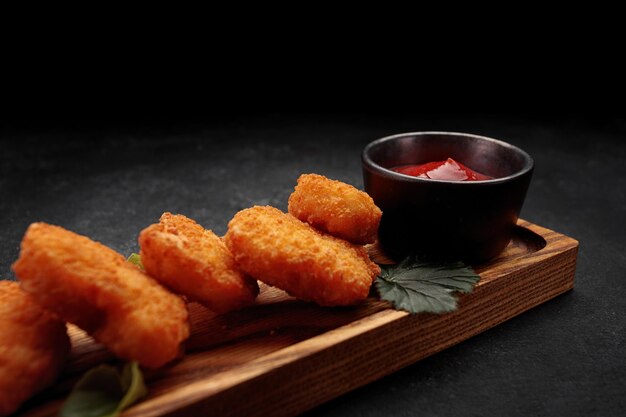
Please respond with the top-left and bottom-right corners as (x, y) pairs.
(60, 362), (148, 417)
(375, 255), (480, 314)
(127, 253), (144, 270)
(118, 362), (148, 411)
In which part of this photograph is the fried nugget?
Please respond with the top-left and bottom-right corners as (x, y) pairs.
(288, 173), (382, 245)
(139, 213), (259, 313)
(0, 280), (70, 417)
(12, 223), (190, 368)
(225, 206), (381, 306)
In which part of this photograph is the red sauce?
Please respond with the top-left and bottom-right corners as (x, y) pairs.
(391, 158), (492, 181)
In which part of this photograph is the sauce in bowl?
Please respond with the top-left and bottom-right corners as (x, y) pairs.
(391, 158), (492, 181)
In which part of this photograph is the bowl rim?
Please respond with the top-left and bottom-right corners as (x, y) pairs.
(362, 131), (534, 184)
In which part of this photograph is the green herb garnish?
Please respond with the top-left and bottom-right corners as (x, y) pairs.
(375, 255), (480, 314)
(60, 361), (148, 417)
(127, 253), (144, 270)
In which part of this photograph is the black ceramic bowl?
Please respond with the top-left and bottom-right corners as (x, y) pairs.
(362, 132), (534, 264)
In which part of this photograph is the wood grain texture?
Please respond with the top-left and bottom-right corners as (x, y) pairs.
(17, 220), (578, 417)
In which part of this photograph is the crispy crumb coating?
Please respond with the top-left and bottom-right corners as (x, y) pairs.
(288, 174), (382, 245)
(139, 213), (259, 313)
(11, 223), (190, 369)
(0, 281), (70, 417)
(225, 206), (381, 306)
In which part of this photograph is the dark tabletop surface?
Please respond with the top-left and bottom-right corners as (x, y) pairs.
(1, 113), (624, 417)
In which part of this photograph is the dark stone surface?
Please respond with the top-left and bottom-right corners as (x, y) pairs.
(1, 113), (625, 416)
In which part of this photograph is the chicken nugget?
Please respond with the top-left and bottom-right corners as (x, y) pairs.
(139, 213), (259, 313)
(225, 206), (380, 306)
(288, 173), (382, 245)
(12, 223), (189, 368)
(0, 280), (70, 417)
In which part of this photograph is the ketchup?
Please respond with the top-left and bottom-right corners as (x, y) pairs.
(391, 158), (492, 181)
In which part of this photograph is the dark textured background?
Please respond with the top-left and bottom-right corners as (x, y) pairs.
(1, 113), (625, 416)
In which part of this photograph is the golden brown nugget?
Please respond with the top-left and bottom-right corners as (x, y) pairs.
(0, 280), (70, 417)
(12, 223), (190, 368)
(225, 206), (381, 306)
(288, 173), (382, 245)
(139, 213), (259, 313)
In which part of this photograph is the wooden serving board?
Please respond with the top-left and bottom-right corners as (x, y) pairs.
(19, 220), (578, 417)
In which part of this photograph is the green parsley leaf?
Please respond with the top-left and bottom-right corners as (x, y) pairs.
(127, 253), (144, 270)
(60, 362), (148, 417)
(375, 255), (480, 314)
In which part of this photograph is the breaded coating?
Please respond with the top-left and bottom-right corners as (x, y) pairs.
(139, 213), (259, 313)
(12, 223), (190, 368)
(225, 206), (381, 306)
(0, 280), (70, 417)
(288, 174), (382, 245)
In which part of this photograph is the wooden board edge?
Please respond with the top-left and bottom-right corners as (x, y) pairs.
(522, 220), (579, 250)
(158, 279), (576, 417)
(123, 308), (406, 416)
